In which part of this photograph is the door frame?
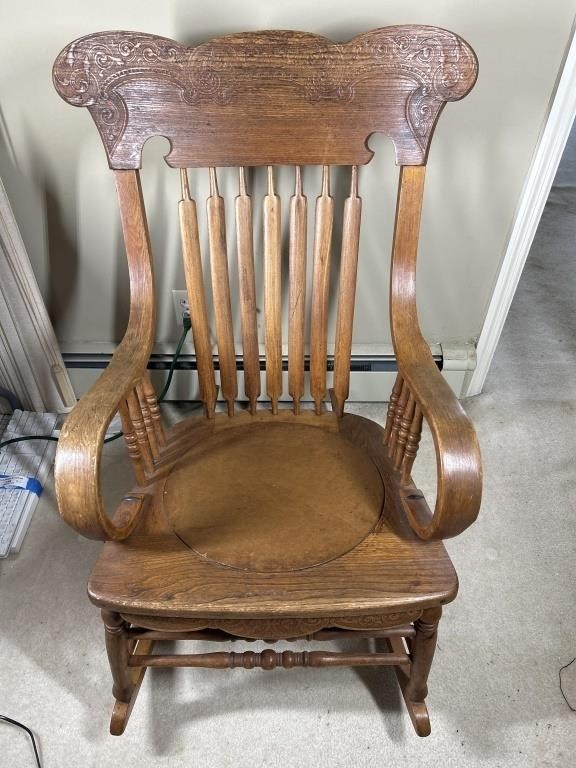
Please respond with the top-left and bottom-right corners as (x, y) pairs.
(0, 175), (76, 412)
(466, 23), (576, 396)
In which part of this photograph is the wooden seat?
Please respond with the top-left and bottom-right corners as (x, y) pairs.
(88, 412), (458, 618)
(52, 26), (482, 738)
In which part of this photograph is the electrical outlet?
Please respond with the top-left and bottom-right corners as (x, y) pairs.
(172, 290), (190, 326)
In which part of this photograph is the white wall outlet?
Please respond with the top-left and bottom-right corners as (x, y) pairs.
(172, 290), (190, 326)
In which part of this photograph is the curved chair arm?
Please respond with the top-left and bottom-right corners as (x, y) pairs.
(390, 165), (482, 540)
(397, 358), (482, 540)
(54, 170), (155, 541)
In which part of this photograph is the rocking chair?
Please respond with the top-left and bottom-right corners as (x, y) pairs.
(52, 25), (482, 736)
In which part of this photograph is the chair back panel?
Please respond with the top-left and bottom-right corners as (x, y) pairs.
(53, 27), (477, 168)
(53, 27), (478, 418)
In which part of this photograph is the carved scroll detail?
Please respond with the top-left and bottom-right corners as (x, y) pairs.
(120, 611), (420, 639)
(310, 28), (477, 148)
(53, 33), (230, 151)
(53, 27), (477, 167)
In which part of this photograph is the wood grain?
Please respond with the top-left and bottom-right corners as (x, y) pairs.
(207, 167), (237, 415)
(310, 166), (334, 414)
(162, 420), (383, 572)
(141, 372), (166, 447)
(88, 412), (458, 618)
(235, 167), (260, 412)
(263, 166), (282, 413)
(288, 166), (307, 414)
(389, 166), (482, 539)
(54, 170), (156, 540)
(53, 28), (478, 168)
(53, 25), (481, 737)
(333, 166), (361, 416)
(179, 169), (217, 417)
(122, 611), (420, 639)
(131, 649), (408, 669)
(109, 637), (154, 735)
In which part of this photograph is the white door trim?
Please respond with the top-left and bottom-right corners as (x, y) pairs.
(0, 176), (76, 412)
(465, 25), (576, 397)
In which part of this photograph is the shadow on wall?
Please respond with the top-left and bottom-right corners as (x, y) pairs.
(0, 106), (50, 299)
(44, 182), (78, 327)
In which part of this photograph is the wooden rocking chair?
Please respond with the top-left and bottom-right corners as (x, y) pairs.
(52, 26), (482, 737)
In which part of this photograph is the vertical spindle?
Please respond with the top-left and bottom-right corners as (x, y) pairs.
(207, 167), (237, 416)
(288, 166), (307, 414)
(235, 167), (260, 413)
(333, 166), (362, 417)
(310, 165), (334, 414)
(263, 166), (282, 414)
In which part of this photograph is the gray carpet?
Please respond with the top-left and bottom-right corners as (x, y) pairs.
(2, 169), (576, 766)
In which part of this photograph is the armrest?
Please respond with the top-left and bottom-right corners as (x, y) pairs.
(397, 356), (482, 540)
(54, 169), (155, 541)
(389, 165), (482, 540)
(54, 334), (150, 540)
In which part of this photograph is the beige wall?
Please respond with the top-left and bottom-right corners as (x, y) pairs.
(0, 0), (574, 352)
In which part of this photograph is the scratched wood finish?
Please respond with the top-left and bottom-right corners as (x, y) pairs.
(53, 28), (478, 168)
(207, 167), (237, 415)
(88, 412), (458, 617)
(310, 166), (334, 414)
(53, 25), (482, 738)
(288, 167), (307, 414)
(235, 168), (260, 412)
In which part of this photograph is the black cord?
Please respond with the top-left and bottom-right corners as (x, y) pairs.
(559, 657), (576, 712)
(0, 322), (191, 453)
(157, 322), (190, 402)
(0, 714), (42, 767)
(0, 435), (59, 450)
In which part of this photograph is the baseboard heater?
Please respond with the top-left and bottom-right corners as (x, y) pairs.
(61, 342), (475, 400)
(61, 352), (443, 373)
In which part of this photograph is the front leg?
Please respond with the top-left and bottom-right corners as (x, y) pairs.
(406, 606), (442, 702)
(102, 610), (133, 703)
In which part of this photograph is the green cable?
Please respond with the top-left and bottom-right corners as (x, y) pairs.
(157, 322), (190, 403)
(0, 322), (191, 452)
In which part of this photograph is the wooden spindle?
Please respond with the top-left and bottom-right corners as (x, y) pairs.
(135, 380), (160, 460)
(118, 401), (146, 485)
(207, 167), (237, 416)
(394, 393), (416, 469)
(141, 371), (166, 447)
(263, 166), (282, 414)
(383, 374), (403, 444)
(332, 166), (362, 417)
(401, 403), (424, 483)
(288, 166), (307, 414)
(235, 167), (260, 414)
(130, 649), (407, 669)
(126, 387), (154, 474)
(387, 380), (409, 457)
(310, 165), (334, 414)
(179, 169), (217, 418)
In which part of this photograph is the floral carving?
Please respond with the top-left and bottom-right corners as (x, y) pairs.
(121, 611), (420, 639)
(306, 28), (477, 149)
(53, 32), (231, 152)
(53, 27), (477, 167)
